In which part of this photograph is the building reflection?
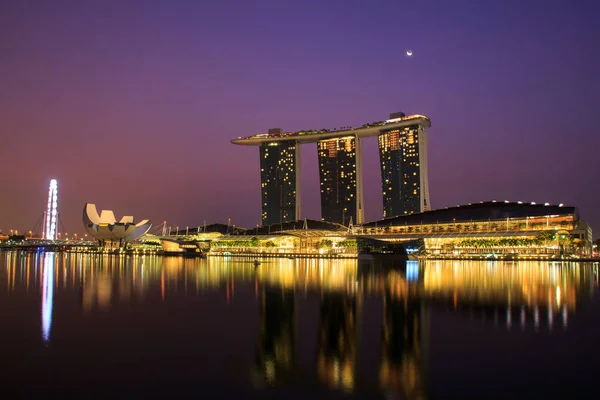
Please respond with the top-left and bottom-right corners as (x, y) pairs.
(421, 260), (591, 331)
(254, 286), (295, 385)
(6, 253), (592, 321)
(379, 288), (427, 400)
(0, 251), (597, 397)
(316, 292), (359, 392)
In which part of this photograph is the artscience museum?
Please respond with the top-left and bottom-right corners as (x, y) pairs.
(83, 203), (152, 246)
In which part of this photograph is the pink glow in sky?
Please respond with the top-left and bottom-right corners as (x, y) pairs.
(1, 0), (598, 236)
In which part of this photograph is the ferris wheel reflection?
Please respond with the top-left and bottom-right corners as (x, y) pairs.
(41, 253), (55, 346)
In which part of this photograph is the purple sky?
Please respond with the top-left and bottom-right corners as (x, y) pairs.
(1, 0), (599, 237)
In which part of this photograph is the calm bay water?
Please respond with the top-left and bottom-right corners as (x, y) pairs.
(1, 252), (599, 399)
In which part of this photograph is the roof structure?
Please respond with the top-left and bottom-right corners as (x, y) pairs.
(176, 224), (247, 235)
(231, 114), (431, 146)
(279, 229), (349, 238)
(361, 201), (578, 227)
(211, 235), (281, 241)
(236, 219), (348, 236)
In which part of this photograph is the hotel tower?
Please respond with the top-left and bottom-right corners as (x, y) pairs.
(232, 112), (431, 226)
(378, 112), (430, 217)
(318, 136), (363, 225)
(259, 129), (301, 226)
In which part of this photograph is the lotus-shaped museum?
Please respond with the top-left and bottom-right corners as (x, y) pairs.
(83, 203), (152, 241)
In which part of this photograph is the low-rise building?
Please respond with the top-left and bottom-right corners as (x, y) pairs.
(356, 201), (593, 258)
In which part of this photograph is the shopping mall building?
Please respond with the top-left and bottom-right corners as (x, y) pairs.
(355, 201), (593, 258)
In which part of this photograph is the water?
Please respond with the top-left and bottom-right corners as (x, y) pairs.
(1, 252), (599, 399)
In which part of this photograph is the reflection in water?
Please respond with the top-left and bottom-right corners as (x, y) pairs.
(8, 254), (591, 320)
(380, 292), (426, 400)
(422, 260), (591, 331)
(41, 253), (55, 345)
(0, 252), (597, 398)
(317, 293), (358, 392)
(255, 286), (295, 384)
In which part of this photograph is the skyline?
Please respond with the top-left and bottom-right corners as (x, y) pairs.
(1, 0), (599, 236)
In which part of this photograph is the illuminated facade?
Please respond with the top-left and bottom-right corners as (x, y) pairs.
(259, 130), (300, 226)
(232, 113), (431, 225)
(357, 201), (594, 257)
(318, 137), (363, 225)
(378, 115), (430, 217)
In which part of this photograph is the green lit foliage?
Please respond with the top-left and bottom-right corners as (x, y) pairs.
(317, 239), (333, 249)
(214, 240), (257, 248)
(214, 238), (279, 248)
(139, 241), (161, 247)
(336, 240), (357, 248)
(455, 238), (537, 248)
(454, 231), (570, 249)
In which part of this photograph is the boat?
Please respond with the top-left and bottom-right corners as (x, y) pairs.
(254, 260), (261, 267)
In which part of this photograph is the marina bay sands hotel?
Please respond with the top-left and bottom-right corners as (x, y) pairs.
(232, 112), (431, 227)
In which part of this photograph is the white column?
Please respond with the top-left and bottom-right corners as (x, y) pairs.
(295, 142), (301, 221)
(355, 135), (364, 224)
(418, 127), (430, 212)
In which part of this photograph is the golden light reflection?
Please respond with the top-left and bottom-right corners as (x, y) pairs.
(1, 254), (595, 319)
(422, 260), (583, 312)
(316, 294), (358, 392)
(254, 286), (295, 386)
(0, 252), (597, 399)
